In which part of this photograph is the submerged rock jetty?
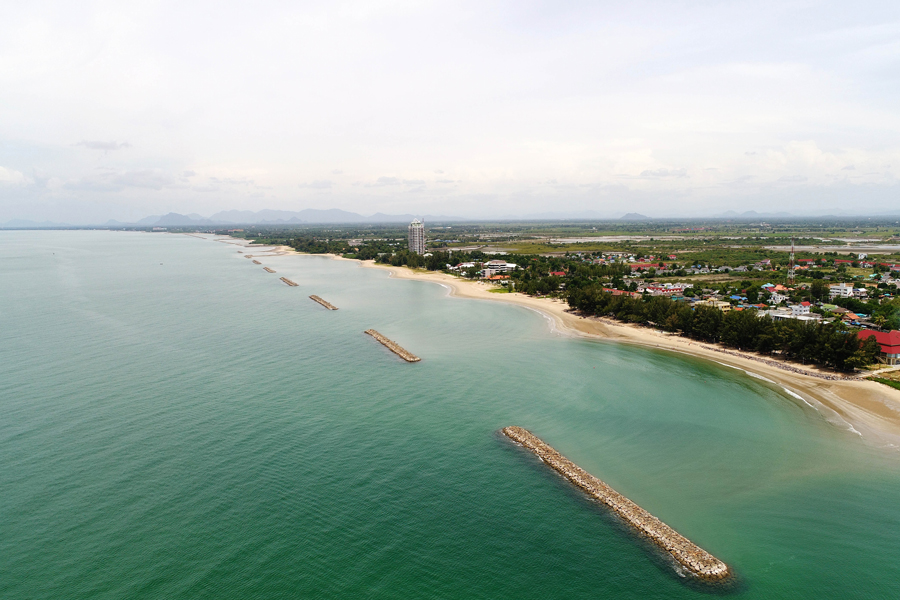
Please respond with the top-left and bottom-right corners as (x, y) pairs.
(309, 295), (338, 310)
(280, 277), (299, 287)
(364, 329), (421, 362)
(501, 426), (730, 581)
(263, 267), (276, 273)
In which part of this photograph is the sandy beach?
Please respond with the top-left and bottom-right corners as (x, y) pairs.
(354, 259), (900, 444)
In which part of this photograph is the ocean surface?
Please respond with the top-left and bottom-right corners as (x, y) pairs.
(3, 230), (900, 599)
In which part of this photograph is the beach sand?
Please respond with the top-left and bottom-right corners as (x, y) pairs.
(354, 259), (900, 444)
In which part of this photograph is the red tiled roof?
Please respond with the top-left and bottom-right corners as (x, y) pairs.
(858, 330), (900, 353)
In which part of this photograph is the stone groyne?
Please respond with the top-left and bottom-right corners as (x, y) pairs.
(252, 260), (261, 264)
(364, 329), (421, 362)
(501, 426), (730, 581)
(309, 295), (338, 310)
(280, 277), (299, 287)
(264, 267), (276, 273)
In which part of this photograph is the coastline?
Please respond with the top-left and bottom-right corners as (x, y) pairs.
(353, 258), (900, 443)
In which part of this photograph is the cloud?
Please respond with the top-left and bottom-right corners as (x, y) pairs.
(64, 169), (174, 192)
(745, 151), (758, 156)
(434, 170), (444, 174)
(720, 175), (757, 188)
(331, 169), (343, 175)
(112, 170), (174, 189)
(298, 180), (333, 189)
(182, 170), (197, 177)
(209, 177), (255, 186)
(778, 175), (808, 183)
(76, 141), (131, 151)
(842, 165), (856, 170)
(639, 168), (688, 178)
(435, 179), (458, 184)
(0, 166), (27, 185)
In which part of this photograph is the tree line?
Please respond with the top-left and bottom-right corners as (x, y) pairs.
(567, 286), (881, 371)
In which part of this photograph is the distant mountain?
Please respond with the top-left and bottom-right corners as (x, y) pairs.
(110, 208), (469, 226)
(155, 212), (217, 226)
(620, 213), (651, 220)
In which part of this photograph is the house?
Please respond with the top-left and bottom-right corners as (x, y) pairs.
(791, 302), (811, 316)
(769, 292), (787, 304)
(549, 271), (566, 277)
(603, 288), (642, 298)
(858, 330), (900, 365)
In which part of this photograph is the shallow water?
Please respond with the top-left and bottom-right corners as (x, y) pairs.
(2, 231), (900, 599)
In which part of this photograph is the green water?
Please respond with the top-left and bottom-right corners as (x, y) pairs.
(3, 231), (900, 599)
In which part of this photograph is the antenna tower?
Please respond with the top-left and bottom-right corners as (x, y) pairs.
(788, 237), (795, 286)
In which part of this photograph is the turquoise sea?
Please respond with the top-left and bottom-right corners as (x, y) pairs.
(3, 230), (900, 599)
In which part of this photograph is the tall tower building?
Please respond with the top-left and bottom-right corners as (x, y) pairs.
(408, 219), (425, 254)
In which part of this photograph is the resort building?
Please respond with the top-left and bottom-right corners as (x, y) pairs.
(408, 219), (426, 254)
(858, 330), (900, 365)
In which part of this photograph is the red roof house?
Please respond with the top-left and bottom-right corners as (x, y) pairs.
(858, 330), (900, 365)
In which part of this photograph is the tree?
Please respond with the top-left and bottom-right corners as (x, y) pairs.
(810, 279), (828, 302)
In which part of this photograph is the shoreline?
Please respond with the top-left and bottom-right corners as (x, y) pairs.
(352, 258), (900, 444)
(223, 237), (900, 444)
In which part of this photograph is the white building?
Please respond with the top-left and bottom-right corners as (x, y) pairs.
(790, 302), (811, 316)
(829, 283), (853, 299)
(408, 219), (425, 255)
(484, 260), (517, 272)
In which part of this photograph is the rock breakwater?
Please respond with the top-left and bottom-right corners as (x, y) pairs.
(252, 260), (261, 264)
(280, 277), (298, 287)
(501, 426), (730, 581)
(310, 295), (338, 310)
(264, 267), (276, 273)
(364, 329), (420, 362)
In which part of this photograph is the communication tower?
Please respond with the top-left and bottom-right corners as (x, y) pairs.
(788, 237), (795, 286)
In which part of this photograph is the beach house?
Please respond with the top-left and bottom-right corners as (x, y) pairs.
(858, 330), (900, 365)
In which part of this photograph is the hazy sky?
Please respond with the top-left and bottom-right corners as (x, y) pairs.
(1, 1), (899, 222)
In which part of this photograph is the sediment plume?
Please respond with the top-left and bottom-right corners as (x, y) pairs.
(310, 295), (338, 310)
(264, 267), (276, 273)
(501, 426), (730, 581)
(280, 277), (299, 287)
(364, 329), (420, 362)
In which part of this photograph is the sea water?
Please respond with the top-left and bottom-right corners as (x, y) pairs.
(2, 230), (900, 599)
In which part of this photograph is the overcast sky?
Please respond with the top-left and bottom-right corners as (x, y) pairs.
(1, 0), (899, 223)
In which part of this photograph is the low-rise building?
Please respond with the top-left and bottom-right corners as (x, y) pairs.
(858, 330), (900, 365)
(830, 282), (854, 299)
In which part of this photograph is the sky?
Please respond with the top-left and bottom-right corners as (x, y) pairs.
(1, 0), (899, 223)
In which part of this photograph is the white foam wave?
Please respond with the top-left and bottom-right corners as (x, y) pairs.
(781, 387), (815, 408)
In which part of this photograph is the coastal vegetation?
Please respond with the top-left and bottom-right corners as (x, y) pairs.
(566, 288), (881, 371)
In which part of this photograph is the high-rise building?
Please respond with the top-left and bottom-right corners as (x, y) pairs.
(408, 219), (425, 254)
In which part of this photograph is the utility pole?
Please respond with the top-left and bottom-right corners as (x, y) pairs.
(788, 237), (795, 287)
